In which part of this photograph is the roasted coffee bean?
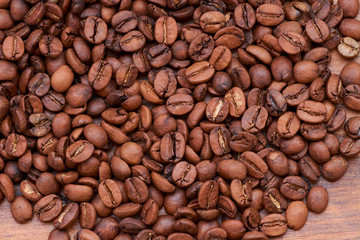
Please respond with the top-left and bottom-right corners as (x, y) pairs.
(263, 188), (288, 213)
(198, 180), (219, 209)
(84, 17), (108, 44)
(299, 156), (321, 183)
(260, 214), (287, 237)
(155, 16), (178, 45)
(241, 106), (268, 133)
(234, 3), (256, 30)
(239, 151), (268, 179)
(286, 201), (308, 230)
(322, 155), (347, 181)
(188, 34), (214, 62)
(256, 4), (284, 26)
(338, 37), (359, 59)
(280, 176), (308, 200)
(307, 185), (328, 213)
(53, 202), (79, 230)
(230, 179), (252, 208)
(296, 100), (326, 124)
(279, 31), (306, 54)
(98, 179), (122, 208)
(34, 194), (63, 222)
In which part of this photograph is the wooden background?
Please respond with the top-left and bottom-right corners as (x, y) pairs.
(1, 20), (360, 240)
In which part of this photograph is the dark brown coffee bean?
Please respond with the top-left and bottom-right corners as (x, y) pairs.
(155, 16), (177, 45)
(239, 151), (268, 179)
(340, 137), (360, 157)
(39, 35), (63, 58)
(279, 31), (306, 54)
(338, 0), (359, 18)
(48, 229), (70, 240)
(94, 217), (120, 240)
(88, 60), (112, 91)
(66, 140), (94, 163)
(171, 161), (197, 188)
(263, 188), (288, 213)
(84, 16), (108, 44)
(34, 194), (63, 222)
(125, 177), (149, 203)
(344, 84), (360, 111)
(53, 202), (79, 230)
(166, 94), (194, 116)
(299, 156), (321, 183)
(230, 179), (252, 208)
(256, 4), (284, 26)
(322, 155), (348, 181)
(140, 199), (159, 225)
(286, 201), (308, 230)
(259, 214), (287, 237)
(199, 11), (226, 34)
(79, 202), (97, 230)
(300, 122), (327, 141)
(76, 229), (101, 240)
(24, 2), (45, 26)
(234, 3), (256, 30)
(186, 61), (215, 84)
(28, 73), (51, 97)
(111, 10), (138, 33)
(188, 33), (214, 62)
(98, 179), (122, 208)
(241, 105), (268, 133)
(306, 18), (330, 43)
(280, 176), (308, 200)
(307, 185), (328, 213)
(198, 180), (219, 209)
(297, 100), (326, 124)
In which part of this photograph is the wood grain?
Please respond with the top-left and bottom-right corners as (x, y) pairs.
(1, 15), (360, 240)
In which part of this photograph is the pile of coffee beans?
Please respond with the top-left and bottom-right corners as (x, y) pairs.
(0, 0), (359, 239)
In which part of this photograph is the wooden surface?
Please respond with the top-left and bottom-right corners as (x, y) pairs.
(1, 21), (360, 240)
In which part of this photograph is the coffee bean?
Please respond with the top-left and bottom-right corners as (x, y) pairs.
(66, 140), (95, 163)
(306, 18), (330, 43)
(186, 61), (215, 84)
(338, 37), (359, 58)
(265, 187), (288, 212)
(280, 176), (308, 200)
(2, 35), (24, 61)
(230, 179), (252, 208)
(279, 31), (306, 54)
(34, 194), (63, 222)
(166, 94), (194, 115)
(307, 185), (328, 213)
(234, 3), (256, 30)
(286, 201), (308, 230)
(241, 105), (268, 133)
(79, 202), (97, 229)
(76, 229), (101, 240)
(125, 177), (149, 203)
(322, 155), (348, 181)
(338, 0), (359, 18)
(171, 161), (197, 188)
(155, 16), (178, 45)
(297, 100), (326, 124)
(200, 11), (226, 33)
(84, 17), (108, 44)
(53, 202), (79, 230)
(98, 179), (122, 208)
(48, 229), (70, 240)
(259, 213), (287, 237)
